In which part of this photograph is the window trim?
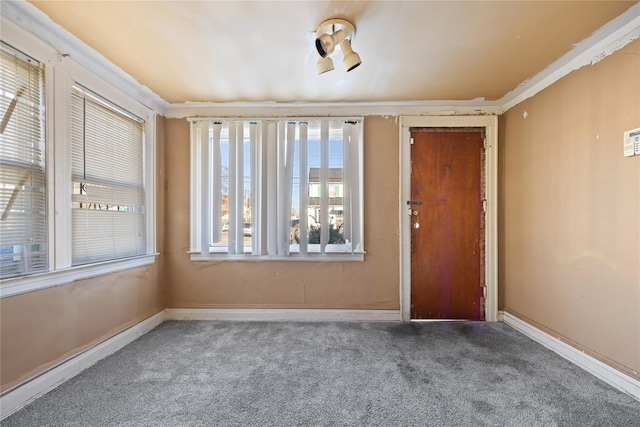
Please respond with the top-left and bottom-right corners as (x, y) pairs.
(190, 253), (364, 262)
(189, 117), (365, 262)
(0, 254), (157, 298)
(0, 18), (157, 298)
(59, 57), (158, 272)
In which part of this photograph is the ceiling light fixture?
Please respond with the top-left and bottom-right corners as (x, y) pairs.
(314, 18), (361, 74)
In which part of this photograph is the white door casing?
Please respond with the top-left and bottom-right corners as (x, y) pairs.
(399, 116), (498, 322)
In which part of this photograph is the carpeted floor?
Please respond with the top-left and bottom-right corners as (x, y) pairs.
(2, 321), (639, 426)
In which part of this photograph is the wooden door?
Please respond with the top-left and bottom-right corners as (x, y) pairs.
(410, 130), (484, 320)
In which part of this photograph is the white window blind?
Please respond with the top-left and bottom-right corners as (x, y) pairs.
(190, 118), (364, 259)
(0, 42), (47, 279)
(70, 84), (146, 265)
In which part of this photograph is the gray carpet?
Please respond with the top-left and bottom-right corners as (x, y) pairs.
(2, 321), (639, 426)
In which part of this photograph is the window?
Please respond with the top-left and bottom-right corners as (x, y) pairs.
(0, 25), (156, 296)
(70, 84), (146, 265)
(190, 119), (363, 260)
(0, 42), (46, 279)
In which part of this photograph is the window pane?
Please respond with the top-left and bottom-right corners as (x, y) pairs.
(195, 118), (363, 258)
(306, 124), (321, 248)
(0, 42), (47, 279)
(328, 121), (345, 245)
(242, 128), (252, 252)
(213, 126), (228, 246)
(302, 121), (346, 251)
(290, 127), (300, 245)
(70, 85), (145, 265)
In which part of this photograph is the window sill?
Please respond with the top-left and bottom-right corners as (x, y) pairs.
(189, 253), (365, 262)
(0, 254), (158, 298)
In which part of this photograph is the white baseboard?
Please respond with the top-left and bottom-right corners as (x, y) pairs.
(165, 308), (402, 322)
(503, 311), (640, 402)
(0, 311), (166, 421)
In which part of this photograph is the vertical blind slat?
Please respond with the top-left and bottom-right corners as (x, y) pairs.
(249, 122), (260, 255)
(320, 121), (330, 253)
(350, 123), (362, 252)
(342, 122), (352, 251)
(266, 122), (278, 255)
(211, 123), (222, 245)
(227, 122), (237, 255)
(234, 122), (244, 255)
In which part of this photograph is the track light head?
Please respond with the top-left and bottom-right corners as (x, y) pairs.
(316, 56), (334, 74)
(315, 29), (347, 58)
(315, 34), (332, 58)
(339, 39), (362, 71)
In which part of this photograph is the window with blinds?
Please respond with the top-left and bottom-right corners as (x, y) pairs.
(0, 42), (47, 279)
(71, 84), (146, 265)
(190, 118), (364, 259)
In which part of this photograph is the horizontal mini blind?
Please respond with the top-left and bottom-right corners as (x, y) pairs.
(71, 84), (145, 265)
(0, 42), (47, 279)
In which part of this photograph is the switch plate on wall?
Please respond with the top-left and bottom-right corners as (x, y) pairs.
(623, 128), (640, 157)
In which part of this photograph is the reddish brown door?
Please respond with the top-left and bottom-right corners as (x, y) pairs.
(410, 130), (484, 320)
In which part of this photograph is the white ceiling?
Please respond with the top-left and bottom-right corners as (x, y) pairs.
(22, 1), (640, 106)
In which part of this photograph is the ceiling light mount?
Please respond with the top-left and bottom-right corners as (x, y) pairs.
(314, 18), (361, 74)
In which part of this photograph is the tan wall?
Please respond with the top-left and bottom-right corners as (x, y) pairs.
(0, 116), (166, 392)
(0, 265), (164, 391)
(164, 116), (400, 309)
(500, 40), (640, 378)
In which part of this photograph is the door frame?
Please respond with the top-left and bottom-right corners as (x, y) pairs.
(399, 116), (498, 322)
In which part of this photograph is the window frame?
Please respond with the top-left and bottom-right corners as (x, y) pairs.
(0, 20), (157, 298)
(189, 118), (365, 262)
(70, 83), (148, 266)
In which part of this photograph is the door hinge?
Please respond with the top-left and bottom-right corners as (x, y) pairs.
(410, 137), (414, 145)
(482, 199), (487, 212)
(483, 287), (487, 298)
(483, 137), (487, 150)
